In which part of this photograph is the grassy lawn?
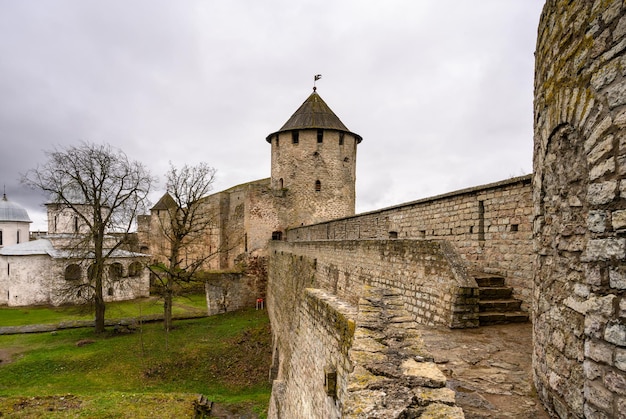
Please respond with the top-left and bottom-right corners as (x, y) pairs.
(0, 294), (208, 327)
(0, 308), (272, 418)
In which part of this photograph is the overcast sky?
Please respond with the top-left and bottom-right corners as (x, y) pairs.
(0, 1), (545, 231)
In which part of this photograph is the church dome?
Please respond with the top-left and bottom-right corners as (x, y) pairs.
(0, 194), (32, 223)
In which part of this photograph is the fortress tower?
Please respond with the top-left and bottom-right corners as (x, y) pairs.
(266, 88), (362, 229)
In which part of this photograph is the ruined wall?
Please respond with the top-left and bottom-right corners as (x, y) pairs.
(288, 175), (533, 309)
(533, 1), (626, 417)
(204, 272), (259, 315)
(267, 241), (466, 418)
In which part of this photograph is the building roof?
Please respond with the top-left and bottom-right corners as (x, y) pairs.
(0, 194), (32, 223)
(0, 238), (57, 256)
(0, 237), (150, 258)
(266, 90), (362, 143)
(151, 192), (177, 211)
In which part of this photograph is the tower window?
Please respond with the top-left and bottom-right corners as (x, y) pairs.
(272, 231), (283, 240)
(339, 132), (344, 145)
(317, 129), (323, 143)
(275, 135), (279, 147)
(0, 230), (3, 245)
(74, 216), (79, 233)
(315, 180), (321, 192)
(16, 230), (20, 244)
(292, 131), (299, 144)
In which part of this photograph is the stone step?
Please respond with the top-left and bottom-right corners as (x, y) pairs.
(473, 274), (505, 287)
(479, 299), (522, 312)
(479, 311), (529, 326)
(478, 286), (513, 300)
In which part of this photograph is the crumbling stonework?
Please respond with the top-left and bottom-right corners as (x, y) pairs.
(267, 283), (464, 419)
(534, 1), (626, 417)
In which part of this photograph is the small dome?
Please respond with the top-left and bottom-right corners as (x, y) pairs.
(0, 194), (32, 223)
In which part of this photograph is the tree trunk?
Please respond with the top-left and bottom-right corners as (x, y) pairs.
(94, 273), (106, 333)
(164, 287), (173, 332)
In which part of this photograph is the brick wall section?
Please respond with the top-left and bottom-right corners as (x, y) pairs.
(534, 1), (626, 417)
(287, 175), (533, 309)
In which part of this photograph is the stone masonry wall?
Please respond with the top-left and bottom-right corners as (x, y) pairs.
(269, 239), (478, 330)
(287, 175), (533, 309)
(267, 248), (464, 418)
(266, 239), (477, 416)
(204, 272), (259, 315)
(534, 1), (626, 417)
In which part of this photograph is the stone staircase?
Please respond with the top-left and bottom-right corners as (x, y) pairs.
(473, 273), (529, 326)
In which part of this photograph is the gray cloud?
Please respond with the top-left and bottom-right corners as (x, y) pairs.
(0, 0), (545, 230)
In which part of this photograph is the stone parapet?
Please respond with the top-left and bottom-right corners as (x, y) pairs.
(267, 284), (464, 418)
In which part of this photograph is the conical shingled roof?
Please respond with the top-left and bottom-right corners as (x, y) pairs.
(266, 90), (362, 143)
(150, 192), (177, 211)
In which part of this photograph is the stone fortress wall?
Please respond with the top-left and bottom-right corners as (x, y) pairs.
(287, 175), (534, 309)
(266, 175), (534, 417)
(533, 1), (626, 417)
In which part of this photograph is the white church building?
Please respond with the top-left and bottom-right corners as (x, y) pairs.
(0, 194), (150, 307)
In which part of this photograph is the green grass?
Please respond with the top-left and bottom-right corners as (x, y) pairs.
(0, 294), (207, 327)
(0, 308), (272, 418)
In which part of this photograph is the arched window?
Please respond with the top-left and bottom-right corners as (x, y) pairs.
(128, 261), (143, 277)
(315, 180), (321, 192)
(65, 264), (82, 281)
(279, 178), (284, 189)
(109, 263), (123, 280)
(88, 264), (96, 281)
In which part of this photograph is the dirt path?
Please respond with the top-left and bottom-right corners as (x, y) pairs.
(416, 322), (549, 419)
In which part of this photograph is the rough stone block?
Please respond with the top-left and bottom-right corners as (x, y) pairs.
(617, 348), (626, 372)
(419, 403), (465, 419)
(588, 210), (608, 233)
(605, 370), (626, 395)
(587, 181), (617, 205)
(585, 339), (614, 364)
(583, 359), (604, 380)
(583, 238), (626, 261)
(584, 381), (614, 412)
(612, 210), (626, 231)
(610, 268), (626, 289)
(605, 321), (626, 346)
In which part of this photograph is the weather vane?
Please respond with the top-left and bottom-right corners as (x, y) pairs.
(313, 74), (322, 91)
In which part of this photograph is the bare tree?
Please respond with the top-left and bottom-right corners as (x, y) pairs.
(149, 162), (219, 331)
(22, 142), (153, 333)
